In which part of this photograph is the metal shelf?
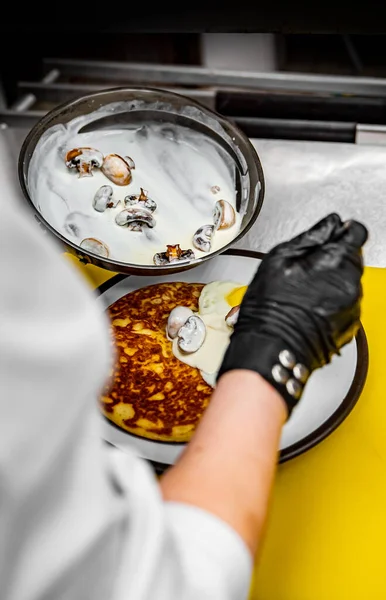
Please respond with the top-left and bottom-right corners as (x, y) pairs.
(3, 59), (386, 145)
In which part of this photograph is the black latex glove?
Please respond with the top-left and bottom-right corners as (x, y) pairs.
(217, 213), (368, 418)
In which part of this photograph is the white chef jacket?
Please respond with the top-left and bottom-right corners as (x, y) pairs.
(0, 197), (252, 600)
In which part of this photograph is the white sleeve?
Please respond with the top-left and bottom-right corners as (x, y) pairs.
(0, 199), (252, 600)
(108, 447), (252, 600)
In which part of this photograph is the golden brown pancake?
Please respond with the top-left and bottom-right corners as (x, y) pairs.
(100, 282), (213, 442)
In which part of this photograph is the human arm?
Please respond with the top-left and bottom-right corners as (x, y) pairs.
(161, 214), (368, 559)
(161, 370), (286, 556)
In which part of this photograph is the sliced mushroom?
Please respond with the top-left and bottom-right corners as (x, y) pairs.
(80, 237), (110, 257)
(177, 315), (206, 353)
(167, 244), (182, 261)
(166, 306), (194, 339)
(115, 207), (156, 231)
(124, 156), (136, 169)
(93, 185), (119, 212)
(65, 147), (104, 178)
(192, 224), (215, 253)
(225, 305), (240, 327)
(153, 244), (195, 266)
(101, 154), (132, 186)
(213, 200), (236, 231)
(124, 187), (157, 212)
(211, 185), (221, 194)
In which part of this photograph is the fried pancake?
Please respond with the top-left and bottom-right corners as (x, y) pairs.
(101, 282), (213, 442)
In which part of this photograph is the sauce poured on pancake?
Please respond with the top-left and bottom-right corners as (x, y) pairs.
(101, 282), (212, 442)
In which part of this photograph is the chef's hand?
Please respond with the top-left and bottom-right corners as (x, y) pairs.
(217, 213), (368, 417)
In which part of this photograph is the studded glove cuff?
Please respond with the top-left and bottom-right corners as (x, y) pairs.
(217, 331), (310, 417)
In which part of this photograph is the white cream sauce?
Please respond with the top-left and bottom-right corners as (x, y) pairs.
(172, 314), (231, 375)
(172, 281), (242, 387)
(28, 120), (241, 265)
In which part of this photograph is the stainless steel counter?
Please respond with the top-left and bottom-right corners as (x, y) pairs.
(4, 126), (386, 267)
(235, 138), (386, 267)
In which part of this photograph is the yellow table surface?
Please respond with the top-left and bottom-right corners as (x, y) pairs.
(66, 253), (386, 600)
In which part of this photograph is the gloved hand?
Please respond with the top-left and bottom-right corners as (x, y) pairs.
(217, 213), (368, 417)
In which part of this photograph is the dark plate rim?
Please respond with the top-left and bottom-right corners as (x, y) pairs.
(96, 248), (369, 473)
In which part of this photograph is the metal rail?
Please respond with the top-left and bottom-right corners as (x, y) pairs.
(17, 81), (217, 109)
(3, 58), (386, 145)
(44, 58), (386, 97)
(0, 108), (357, 143)
(11, 69), (60, 111)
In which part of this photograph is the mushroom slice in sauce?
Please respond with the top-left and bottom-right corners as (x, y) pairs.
(65, 147), (104, 178)
(166, 306), (194, 339)
(93, 185), (118, 212)
(124, 156), (136, 169)
(115, 207), (156, 231)
(177, 315), (206, 353)
(225, 305), (240, 327)
(124, 187), (157, 212)
(79, 237), (110, 257)
(153, 244), (195, 266)
(192, 224), (215, 253)
(213, 200), (236, 231)
(101, 154), (132, 186)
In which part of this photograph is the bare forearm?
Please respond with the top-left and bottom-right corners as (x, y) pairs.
(160, 370), (287, 557)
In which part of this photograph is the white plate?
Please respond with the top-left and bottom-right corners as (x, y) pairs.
(96, 250), (368, 469)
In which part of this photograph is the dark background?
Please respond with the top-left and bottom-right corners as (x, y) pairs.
(2, 1), (386, 107)
(3, 34), (386, 103)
